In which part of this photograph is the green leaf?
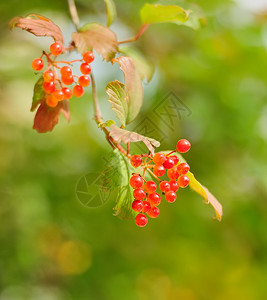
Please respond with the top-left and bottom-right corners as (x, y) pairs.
(98, 119), (115, 129)
(72, 23), (118, 61)
(111, 56), (143, 124)
(119, 46), (155, 83)
(104, 0), (117, 27)
(109, 124), (160, 155)
(31, 76), (45, 112)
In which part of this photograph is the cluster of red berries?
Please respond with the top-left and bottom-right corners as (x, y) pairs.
(32, 42), (95, 108)
(129, 139), (191, 227)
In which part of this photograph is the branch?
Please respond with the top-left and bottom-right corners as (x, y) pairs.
(118, 24), (150, 45)
(68, 0), (80, 31)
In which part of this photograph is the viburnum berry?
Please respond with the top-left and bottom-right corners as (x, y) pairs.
(52, 89), (64, 101)
(167, 166), (179, 180)
(142, 201), (151, 213)
(43, 70), (54, 82)
(170, 155), (179, 166)
(80, 63), (92, 75)
(169, 180), (179, 192)
(130, 174), (143, 189)
(60, 66), (72, 76)
(46, 94), (58, 108)
(61, 74), (74, 85)
(148, 192), (161, 206)
(50, 42), (63, 56)
(144, 181), (157, 194)
(62, 87), (73, 100)
(73, 85), (84, 97)
(178, 175), (190, 188)
(130, 155), (142, 168)
(135, 213), (148, 227)
(32, 58), (44, 71)
(153, 153), (166, 165)
(154, 165), (165, 177)
(165, 191), (177, 203)
(176, 139), (191, 153)
(132, 200), (143, 212)
(177, 163), (190, 175)
(43, 81), (55, 93)
(83, 51), (94, 63)
(163, 157), (175, 169)
(133, 188), (146, 201)
(159, 181), (171, 193)
(78, 75), (91, 87)
(147, 206), (159, 218)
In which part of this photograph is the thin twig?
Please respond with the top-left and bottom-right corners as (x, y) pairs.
(68, 0), (80, 30)
(118, 24), (150, 45)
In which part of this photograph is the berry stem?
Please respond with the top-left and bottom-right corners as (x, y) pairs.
(68, 0), (80, 31)
(118, 24), (150, 44)
(166, 150), (176, 156)
(56, 59), (82, 64)
(146, 168), (161, 182)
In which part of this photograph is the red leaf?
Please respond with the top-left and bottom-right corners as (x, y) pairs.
(33, 101), (70, 133)
(9, 14), (64, 44)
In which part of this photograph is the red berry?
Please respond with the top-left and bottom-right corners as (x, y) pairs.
(148, 192), (161, 206)
(177, 163), (190, 175)
(52, 89), (64, 101)
(142, 201), (151, 213)
(178, 175), (190, 188)
(167, 167), (179, 180)
(159, 181), (171, 193)
(83, 51), (94, 63)
(80, 63), (92, 75)
(165, 191), (177, 203)
(144, 181), (157, 194)
(176, 139), (191, 153)
(46, 94), (58, 108)
(147, 206), (159, 218)
(130, 155), (142, 168)
(50, 42), (63, 56)
(170, 155), (179, 165)
(78, 75), (91, 87)
(32, 58), (44, 71)
(73, 85), (84, 97)
(133, 188), (146, 201)
(163, 157), (175, 169)
(61, 74), (74, 85)
(43, 81), (55, 93)
(153, 165), (165, 177)
(43, 70), (54, 82)
(153, 153), (166, 165)
(135, 213), (148, 227)
(62, 87), (73, 100)
(169, 180), (179, 192)
(132, 200), (143, 212)
(130, 175), (143, 189)
(60, 66), (72, 76)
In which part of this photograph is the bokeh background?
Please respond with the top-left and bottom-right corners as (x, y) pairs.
(0, 0), (267, 299)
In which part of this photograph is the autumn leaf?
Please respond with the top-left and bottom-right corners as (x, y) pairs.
(9, 14), (64, 44)
(72, 23), (118, 61)
(109, 124), (160, 155)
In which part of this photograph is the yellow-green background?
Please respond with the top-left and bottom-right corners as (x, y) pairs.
(0, 0), (266, 299)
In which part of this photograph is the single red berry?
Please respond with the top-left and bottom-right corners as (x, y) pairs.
(130, 155), (142, 168)
(133, 188), (146, 201)
(132, 200), (143, 212)
(163, 157), (175, 169)
(83, 51), (94, 63)
(169, 180), (179, 192)
(60, 66), (72, 76)
(50, 42), (63, 56)
(159, 181), (171, 193)
(78, 75), (91, 87)
(170, 155), (179, 166)
(43, 70), (54, 82)
(167, 167), (179, 180)
(130, 174), (143, 189)
(178, 175), (190, 188)
(148, 192), (161, 206)
(62, 87), (73, 100)
(46, 94), (58, 108)
(32, 58), (44, 71)
(144, 181), (157, 194)
(80, 63), (92, 75)
(177, 163), (190, 175)
(135, 213), (148, 227)
(52, 89), (64, 101)
(43, 81), (55, 93)
(165, 191), (177, 203)
(61, 74), (74, 85)
(147, 206), (159, 218)
(154, 165), (165, 177)
(176, 139), (191, 153)
(142, 201), (151, 213)
(73, 85), (84, 97)
(153, 153), (166, 165)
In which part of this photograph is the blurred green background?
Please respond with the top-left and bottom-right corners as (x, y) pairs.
(0, 0), (267, 299)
